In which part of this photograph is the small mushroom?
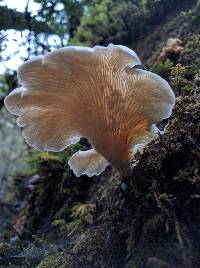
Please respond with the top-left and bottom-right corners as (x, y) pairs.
(4, 44), (175, 177)
(158, 38), (183, 61)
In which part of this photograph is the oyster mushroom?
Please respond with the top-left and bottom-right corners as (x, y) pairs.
(4, 44), (175, 177)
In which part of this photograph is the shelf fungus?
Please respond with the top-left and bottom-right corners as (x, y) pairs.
(4, 44), (175, 177)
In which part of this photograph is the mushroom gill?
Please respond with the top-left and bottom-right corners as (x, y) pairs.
(4, 44), (175, 177)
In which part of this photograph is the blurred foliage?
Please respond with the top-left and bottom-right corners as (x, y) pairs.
(70, 0), (197, 45)
(151, 58), (174, 78)
(0, 108), (30, 199)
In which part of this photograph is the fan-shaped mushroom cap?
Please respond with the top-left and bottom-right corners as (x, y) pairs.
(4, 44), (175, 177)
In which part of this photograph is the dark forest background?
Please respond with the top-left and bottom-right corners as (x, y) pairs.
(0, 0), (200, 267)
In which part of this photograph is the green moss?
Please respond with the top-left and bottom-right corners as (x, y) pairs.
(0, 242), (12, 255)
(170, 63), (195, 94)
(151, 58), (174, 78)
(184, 35), (200, 54)
(52, 219), (69, 233)
(182, 84), (193, 93)
(52, 203), (96, 235)
(36, 252), (66, 268)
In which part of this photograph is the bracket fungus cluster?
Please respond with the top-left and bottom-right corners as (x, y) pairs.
(4, 44), (175, 177)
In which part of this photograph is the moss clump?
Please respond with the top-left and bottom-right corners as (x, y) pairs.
(170, 63), (195, 94)
(178, 34), (200, 78)
(53, 203), (96, 236)
(37, 252), (66, 268)
(0, 242), (12, 255)
(151, 58), (174, 78)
